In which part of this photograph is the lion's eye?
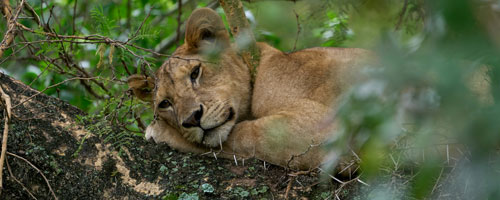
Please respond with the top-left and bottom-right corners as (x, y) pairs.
(158, 100), (172, 109)
(190, 64), (201, 83)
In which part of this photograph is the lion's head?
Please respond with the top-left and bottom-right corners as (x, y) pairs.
(128, 8), (251, 147)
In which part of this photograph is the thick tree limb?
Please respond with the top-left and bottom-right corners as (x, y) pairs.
(219, 0), (260, 83)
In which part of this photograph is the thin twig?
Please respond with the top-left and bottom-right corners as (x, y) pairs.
(0, 43), (29, 65)
(6, 159), (37, 199)
(12, 77), (97, 109)
(0, 85), (12, 191)
(6, 152), (57, 200)
(318, 167), (344, 184)
(395, 0), (408, 31)
(72, 0), (77, 35)
(126, 0), (131, 29)
(337, 161), (356, 175)
(14, 25), (169, 57)
(431, 167), (445, 195)
(127, 6), (153, 43)
(150, 0), (193, 26)
(176, 0), (183, 46)
(23, 1), (41, 26)
(292, 9), (301, 51)
(284, 176), (296, 200)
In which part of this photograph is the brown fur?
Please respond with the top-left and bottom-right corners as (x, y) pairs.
(128, 8), (371, 170)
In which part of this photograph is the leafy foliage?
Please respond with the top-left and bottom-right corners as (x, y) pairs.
(325, 0), (500, 199)
(90, 5), (116, 36)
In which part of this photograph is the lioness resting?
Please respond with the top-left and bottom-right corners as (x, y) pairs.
(128, 8), (370, 170)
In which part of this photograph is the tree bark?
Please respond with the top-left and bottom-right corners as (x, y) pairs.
(219, 0), (260, 83)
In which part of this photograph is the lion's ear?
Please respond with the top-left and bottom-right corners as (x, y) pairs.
(184, 8), (230, 53)
(127, 75), (155, 102)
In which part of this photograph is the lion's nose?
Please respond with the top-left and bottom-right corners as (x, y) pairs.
(182, 105), (203, 128)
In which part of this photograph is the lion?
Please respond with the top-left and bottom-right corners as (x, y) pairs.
(128, 8), (371, 170)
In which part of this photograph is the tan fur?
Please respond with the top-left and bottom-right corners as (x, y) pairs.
(128, 8), (371, 170)
(127, 75), (155, 102)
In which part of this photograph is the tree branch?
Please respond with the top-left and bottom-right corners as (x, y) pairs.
(0, 84), (12, 192)
(12, 77), (98, 109)
(7, 152), (57, 200)
(0, 0), (26, 58)
(292, 9), (301, 51)
(176, 0), (183, 46)
(395, 0), (409, 31)
(219, 0), (260, 83)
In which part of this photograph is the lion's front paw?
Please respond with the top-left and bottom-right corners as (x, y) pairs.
(201, 120), (235, 148)
(145, 124), (158, 142)
(145, 121), (171, 143)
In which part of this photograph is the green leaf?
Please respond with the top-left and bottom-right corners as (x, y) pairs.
(201, 183), (214, 193)
(178, 192), (199, 200)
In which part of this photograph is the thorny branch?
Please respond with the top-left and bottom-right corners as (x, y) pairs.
(318, 167), (369, 199)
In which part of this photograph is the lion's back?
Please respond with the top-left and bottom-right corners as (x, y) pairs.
(252, 43), (371, 117)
